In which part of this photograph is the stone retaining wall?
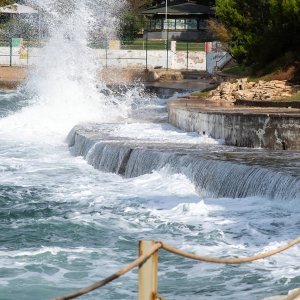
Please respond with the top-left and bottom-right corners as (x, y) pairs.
(168, 100), (300, 150)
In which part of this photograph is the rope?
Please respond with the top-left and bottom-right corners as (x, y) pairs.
(161, 236), (300, 264)
(53, 237), (300, 300)
(284, 288), (300, 300)
(53, 242), (162, 300)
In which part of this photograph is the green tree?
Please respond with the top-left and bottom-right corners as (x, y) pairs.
(216, 0), (270, 65)
(0, 0), (14, 6)
(0, 0), (15, 38)
(215, 0), (300, 68)
(127, 0), (153, 12)
(119, 11), (144, 42)
(268, 0), (300, 51)
(0, 1), (38, 40)
(119, 0), (152, 42)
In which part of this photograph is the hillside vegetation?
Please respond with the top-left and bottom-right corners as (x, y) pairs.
(213, 0), (300, 81)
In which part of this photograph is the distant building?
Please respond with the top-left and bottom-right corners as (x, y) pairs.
(141, 0), (215, 41)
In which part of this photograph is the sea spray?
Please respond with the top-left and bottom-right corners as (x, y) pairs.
(0, 0), (135, 140)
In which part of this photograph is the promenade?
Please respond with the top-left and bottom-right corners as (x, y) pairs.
(0, 66), (28, 89)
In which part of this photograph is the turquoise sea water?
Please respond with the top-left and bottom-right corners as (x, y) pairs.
(0, 89), (300, 300)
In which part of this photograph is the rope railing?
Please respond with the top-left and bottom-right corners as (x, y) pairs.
(285, 289), (300, 300)
(53, 237), (300, 300)
(160, 237), (300, 264)
(54, 242), (162, 300)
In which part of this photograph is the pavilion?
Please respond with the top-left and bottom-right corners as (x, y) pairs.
(141, 0), (215, 41)
(0, 3), (41, 39)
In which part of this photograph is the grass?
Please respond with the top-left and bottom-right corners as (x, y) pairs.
(222, 64), (247, 76)
(190, 91), (211, 97)
(1, 38), (204, 51)
(190, 86), (216, 98)
(274, 91), (300, 102)
(121, 39), (204, 51)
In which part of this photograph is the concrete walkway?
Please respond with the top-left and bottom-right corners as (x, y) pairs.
(0, 66), (214, 91)
(144, 79), (213, 92)
(0, 66), (28, 89)
(169, 98), (300, 116)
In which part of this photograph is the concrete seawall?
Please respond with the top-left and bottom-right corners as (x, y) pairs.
(168, 99), (300, 150)
(67, 124), (300, 200)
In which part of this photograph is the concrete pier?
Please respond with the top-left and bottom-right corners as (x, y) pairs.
(168, 99), (300, 150)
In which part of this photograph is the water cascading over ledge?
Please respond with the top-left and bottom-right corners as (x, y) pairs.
(67, 125), (300, 200)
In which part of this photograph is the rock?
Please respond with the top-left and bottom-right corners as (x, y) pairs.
(206, 79), (294, 103)
(146, 70), (160, 82)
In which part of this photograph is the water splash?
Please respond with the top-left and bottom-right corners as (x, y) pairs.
(0, 0), (129, 140)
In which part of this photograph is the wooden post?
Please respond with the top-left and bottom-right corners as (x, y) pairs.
(138, 240), (158, 300)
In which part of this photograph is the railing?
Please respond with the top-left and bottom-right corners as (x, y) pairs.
(53, 237), (300, 300)
(0, 37), (207, 70)
(0, 38), (42, 66)
(214, 52), (232, 73)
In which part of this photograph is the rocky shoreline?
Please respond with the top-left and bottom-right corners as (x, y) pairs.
(209, 78), (295, 102)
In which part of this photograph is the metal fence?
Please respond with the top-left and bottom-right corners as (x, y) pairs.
(0, 35), (229, 72)
(97, 30), (207, 70)
(0, 38), (42, 66)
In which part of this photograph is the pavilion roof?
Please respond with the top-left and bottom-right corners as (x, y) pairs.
(0, 3), (38, 14)
(141, 2), (214, 16)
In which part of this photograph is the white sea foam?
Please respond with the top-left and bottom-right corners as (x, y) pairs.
(111, 123), (222, 145)
(0, 246), (98, 258)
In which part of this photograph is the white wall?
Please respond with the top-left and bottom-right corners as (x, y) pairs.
(0, 46), (40, 66)
(98, 49), (206, 70)
(174, 51), (206, 70)
(206, 52), (231, 74)
(0, 47), (207, 70)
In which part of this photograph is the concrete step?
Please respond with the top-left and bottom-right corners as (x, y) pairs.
(180, 70), (210, 80)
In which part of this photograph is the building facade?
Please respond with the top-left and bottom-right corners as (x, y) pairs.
(141, 0), (215, 41)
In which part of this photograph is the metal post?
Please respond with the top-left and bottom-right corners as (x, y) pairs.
(165, 0), (168, 70)
(27, 45), (29, 65)
(38, 13), (41, 43)
(105, 40), (108, 68)
(186, 34), (189, 70)
(145, 28), (148, 70)
(205, 42), (208, 72)
(9, 38), (12, 67)
(166, 27), (169, 70)
(138, 240), (158, 300)
(186, 20), (189, 70)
